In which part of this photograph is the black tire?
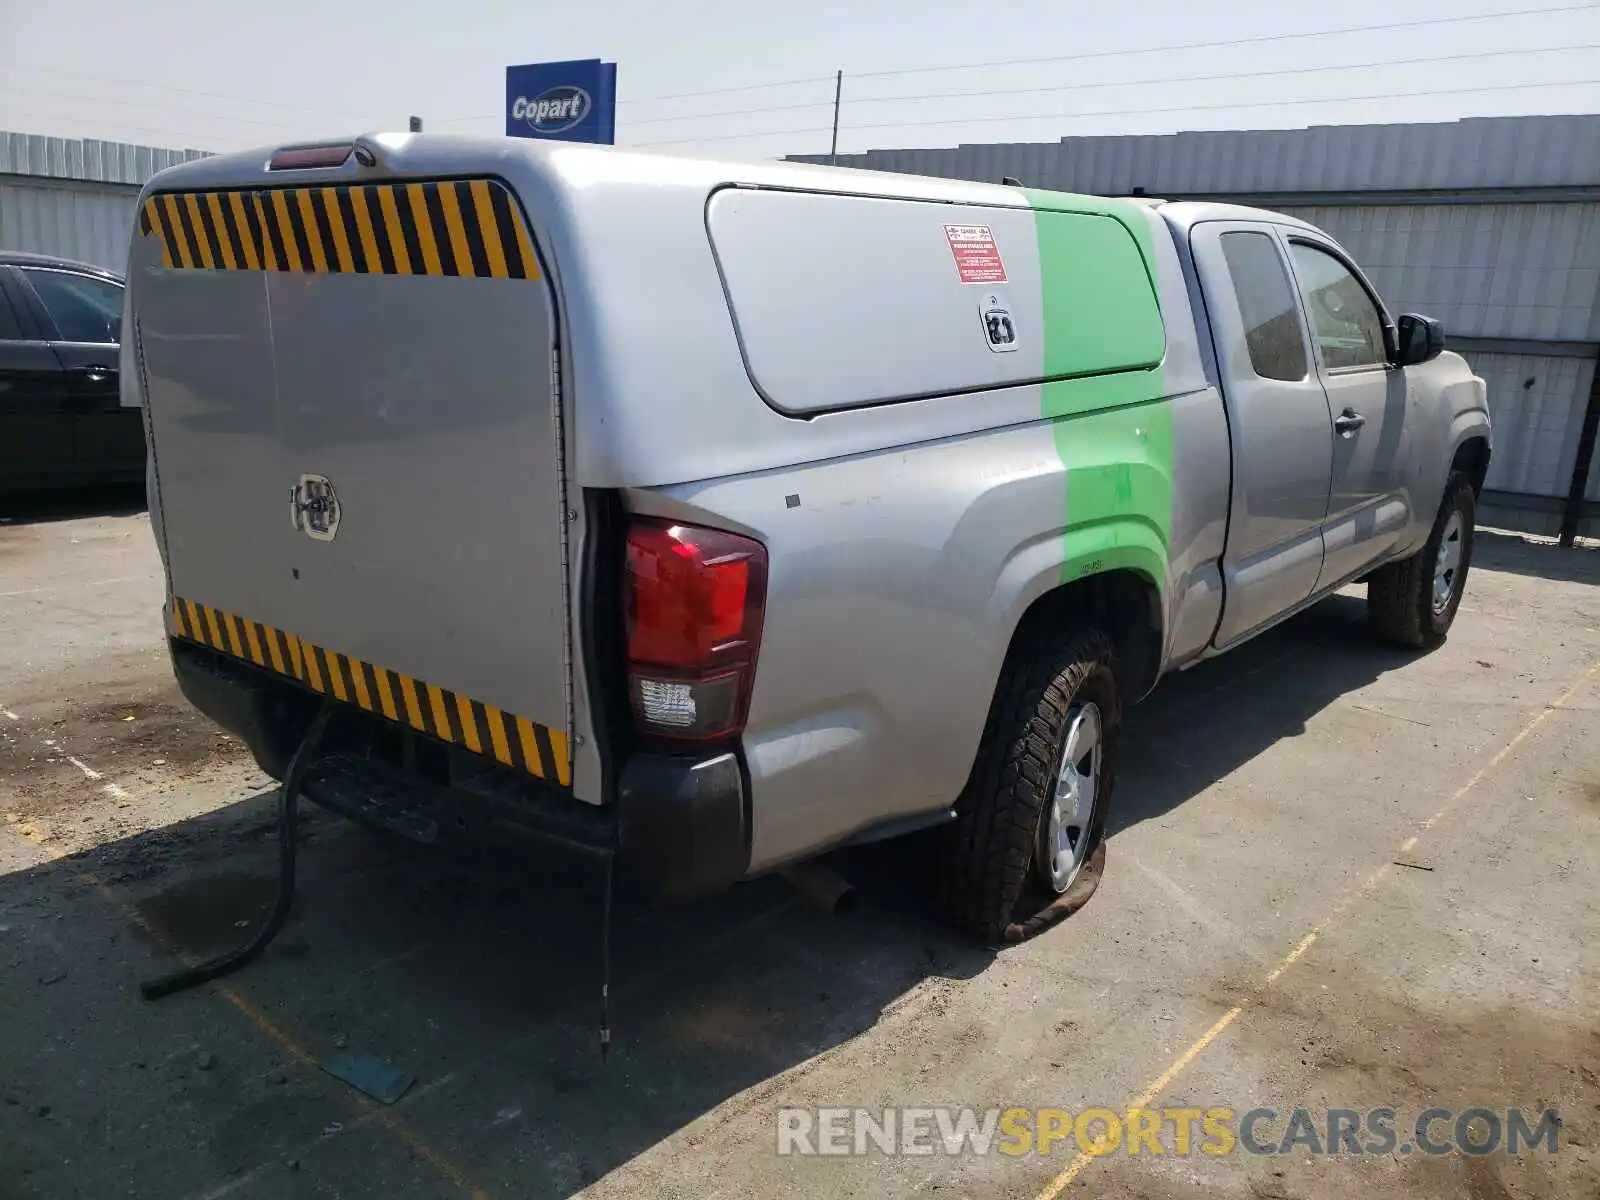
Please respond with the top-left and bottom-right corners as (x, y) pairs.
(1368, 471), (1476, 649)
(939, 626), (1119, 943)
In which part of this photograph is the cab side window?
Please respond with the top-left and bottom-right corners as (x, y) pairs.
(21, 269), (123, 344)
(1287, 242), (1387, 371)
(1219, 230), (1307, 382)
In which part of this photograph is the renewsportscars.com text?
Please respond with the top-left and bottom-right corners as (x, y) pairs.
(776, 1106), (1561, 1158)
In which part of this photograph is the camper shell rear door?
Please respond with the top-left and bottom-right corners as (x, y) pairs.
(131, 165), (575, 791)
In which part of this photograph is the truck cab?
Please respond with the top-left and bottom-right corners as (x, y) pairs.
(1166, 203), (1488, 652)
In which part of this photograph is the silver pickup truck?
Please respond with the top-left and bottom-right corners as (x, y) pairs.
(125, 135), (1490, 941)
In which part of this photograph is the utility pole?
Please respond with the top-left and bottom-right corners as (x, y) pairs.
(408, 116), (423, 133)
(828, 71), (842, 165)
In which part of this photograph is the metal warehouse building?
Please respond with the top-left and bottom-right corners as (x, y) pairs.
(793, 114), (1600, 543)
(0, 131), (207, 272)
(2, 117), (1596, 541)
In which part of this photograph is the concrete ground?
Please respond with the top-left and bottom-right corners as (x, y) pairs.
(1, 492), (1596, 1200)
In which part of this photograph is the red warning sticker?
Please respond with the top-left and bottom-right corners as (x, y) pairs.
(944, 224), (1008, 285)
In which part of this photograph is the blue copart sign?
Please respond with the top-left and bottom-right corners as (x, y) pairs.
(505, 59), (617, 144)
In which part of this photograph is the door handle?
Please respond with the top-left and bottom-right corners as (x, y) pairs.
(1334, 408), (1367, 437)
(75, 365), (117, 384)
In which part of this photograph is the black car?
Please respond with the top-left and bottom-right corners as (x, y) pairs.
(0, 252), (142, 495)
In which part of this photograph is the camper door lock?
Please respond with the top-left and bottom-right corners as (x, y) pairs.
(290, 474), (343, 542)
(978, 293), (1019, 353)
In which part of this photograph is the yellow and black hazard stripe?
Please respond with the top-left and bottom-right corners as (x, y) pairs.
(171, 596), (570, 787)
(137, 179), (540, 280)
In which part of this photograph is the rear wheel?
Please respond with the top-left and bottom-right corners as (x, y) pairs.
(940, 626), (1119, 943)
(1368, 471), (1476, 649)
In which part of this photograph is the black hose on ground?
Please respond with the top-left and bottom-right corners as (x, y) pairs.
(140, 702), (334, 1000)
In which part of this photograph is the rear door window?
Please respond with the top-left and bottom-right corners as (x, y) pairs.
(1219, 231), (1307, 383)
(21, 269), (123, 344)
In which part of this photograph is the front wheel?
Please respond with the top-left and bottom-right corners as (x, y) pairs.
(1367, 471), (1476, 649)
(939, 626), (1119, 943)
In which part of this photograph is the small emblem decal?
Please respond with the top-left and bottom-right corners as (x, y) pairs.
(979, 291), (1019, 353)
(291, 474), (341, 542)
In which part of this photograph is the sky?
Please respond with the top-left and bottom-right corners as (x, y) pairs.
(1, 0), (1597, 159)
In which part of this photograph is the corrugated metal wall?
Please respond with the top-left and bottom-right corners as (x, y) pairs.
(3, 124), (1595, 531)
(0, 131), (209, 186)
(795, 115), (1600, 194)
(1275, 203), (1600, 342)
(0, 131), (211, 274)
(1275, 201), (1600, 513)
(0, 179), (141, 272)
(792, 115), (1600, 539)
(1466, 352), (1597, 498)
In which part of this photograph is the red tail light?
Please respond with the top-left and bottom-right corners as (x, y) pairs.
(624, 518), (767, 745)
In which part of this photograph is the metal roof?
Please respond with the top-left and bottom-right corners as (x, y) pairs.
(789, 115), (1600, 197)
(0, 248), (122, 276)
(0, 131), (210, 186)
(1279, 200), (1600, 342)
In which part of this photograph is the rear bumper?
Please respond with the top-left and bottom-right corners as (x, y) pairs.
(172, 641), (749, 899)
(615, 752), (748, 901)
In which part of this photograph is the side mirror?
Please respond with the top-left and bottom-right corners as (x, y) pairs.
(1395, 313), (1445, 366)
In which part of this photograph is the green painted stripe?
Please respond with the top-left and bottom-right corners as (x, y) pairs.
(1024, 190), (1174, 592)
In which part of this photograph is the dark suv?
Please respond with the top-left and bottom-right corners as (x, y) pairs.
(0, 252), (141, 495)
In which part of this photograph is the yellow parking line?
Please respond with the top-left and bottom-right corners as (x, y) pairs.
(1, 719), (494, 1200)
(1034, 658), (1599, 1199)
(94, 871), (492, 1200)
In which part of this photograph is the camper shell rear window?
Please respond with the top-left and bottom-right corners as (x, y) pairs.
(706, 187), (1164, 415)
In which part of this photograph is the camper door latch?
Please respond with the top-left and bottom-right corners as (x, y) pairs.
(290, 474), (342, 542)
